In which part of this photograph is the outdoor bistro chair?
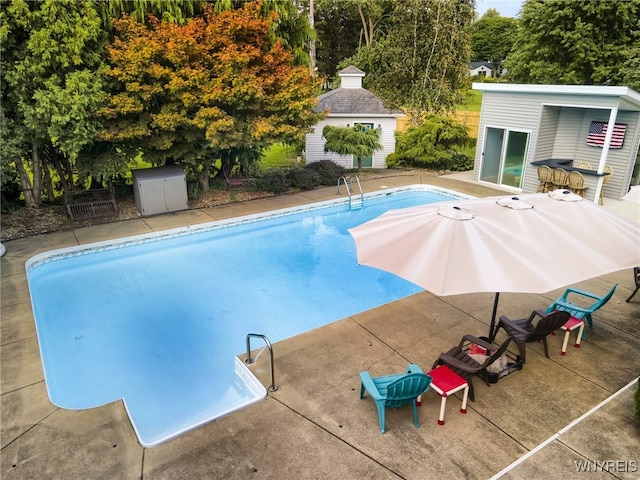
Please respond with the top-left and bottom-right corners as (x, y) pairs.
(599, 165), (614, 205)
(567, 171), (587, 197)
(573, 161), (592, 169)
(546, 284), (618, 337)
(359, 363), (432, 433)
(494, 310), (570, 364)
(223, 164), (244, 188)
(536, 165), (554, 193)
(431, 334), (512, 402)
(552, 168), (569, 190)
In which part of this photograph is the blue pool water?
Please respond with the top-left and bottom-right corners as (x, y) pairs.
(26, 186), (467, 446)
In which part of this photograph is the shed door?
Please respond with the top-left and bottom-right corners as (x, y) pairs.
(353, 123), (374, 168)
(163, 175), (188, 212)
(480, 127), (529, 189)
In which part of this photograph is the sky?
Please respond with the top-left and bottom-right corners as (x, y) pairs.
(476, 0), (524, 18)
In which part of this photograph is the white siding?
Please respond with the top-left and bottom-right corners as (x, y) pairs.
(340, 76), (363, 89)
(305, 116), (399, 169)
(474, 92), (543, 189)
(475, 90), (640, 200)
(575, 110), (639, 199)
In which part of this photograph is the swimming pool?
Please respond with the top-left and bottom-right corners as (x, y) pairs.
(26, 185), (470, 447)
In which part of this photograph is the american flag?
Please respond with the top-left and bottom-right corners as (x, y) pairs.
(586, 121), (626, 149)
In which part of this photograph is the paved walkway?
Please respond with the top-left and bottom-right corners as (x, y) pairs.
(2, 172), (639, 479)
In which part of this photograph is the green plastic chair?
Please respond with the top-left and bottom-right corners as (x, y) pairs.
(546, 284), (617, 338)
(359, 364), (432, 433)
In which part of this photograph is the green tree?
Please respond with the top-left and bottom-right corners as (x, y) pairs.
(314, 0), (363, 80)
(470, 9), (517, 78)
(100, 0), (200, 26)
(339, 0), (474, 120)
(101, 2), (322, 192)
(392, 114), (470, 168)
(0, 0), (107, 208)
(314, 0), (393, 82)
(322, 124), (382, 172)
(620, 43), (640, 92)
(353, 0), (394, 48)
(212, 0), (312, 66)
(504, 0), (640, 85)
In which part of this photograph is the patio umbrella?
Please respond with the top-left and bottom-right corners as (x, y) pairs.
(349, 191), (640, 340)
(622, 185), (640, 204)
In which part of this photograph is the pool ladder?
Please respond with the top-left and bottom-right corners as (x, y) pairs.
(245, 333), (278, 392)
(337, 175), (364, 210)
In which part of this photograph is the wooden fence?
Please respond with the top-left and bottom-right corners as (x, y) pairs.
(396, 111), (480, 138)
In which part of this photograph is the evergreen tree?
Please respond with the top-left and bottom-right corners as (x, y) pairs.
(470, 8), (517, 78)
(0, 0), (107, 207)
(505, 0), (640, 85)
(322, 124), (382, 172)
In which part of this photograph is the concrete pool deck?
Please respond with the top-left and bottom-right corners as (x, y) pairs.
(2, 171), (639, 479)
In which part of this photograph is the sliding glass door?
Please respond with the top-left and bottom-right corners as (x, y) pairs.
(480, 127), (529, 188)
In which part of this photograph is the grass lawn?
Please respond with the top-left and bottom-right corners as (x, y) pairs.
(458, 89), (483, 112)
(260, 143), (300, 169)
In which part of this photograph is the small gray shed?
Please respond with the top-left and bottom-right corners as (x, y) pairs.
(132, 166), (189, 217)
(472, 83), (640, 203)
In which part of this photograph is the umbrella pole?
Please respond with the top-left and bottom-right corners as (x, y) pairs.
(489, 293), (500, 342)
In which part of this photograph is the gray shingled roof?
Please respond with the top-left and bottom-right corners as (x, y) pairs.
(338, 65), (365, 75)
(314, 88), (403, 115)
(470, 61), (492, 69)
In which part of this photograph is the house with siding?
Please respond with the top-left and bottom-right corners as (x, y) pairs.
(304, 66), (405, 169)
(471, 83), (640, 203)
(469, 62), (506, 78)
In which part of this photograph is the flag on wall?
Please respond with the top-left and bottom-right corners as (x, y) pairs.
(586, 121), (626, 148)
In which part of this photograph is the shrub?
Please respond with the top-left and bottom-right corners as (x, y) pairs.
(304, 160), (345, 186)
(1, 170), (22, 204)
(447, 153), (475, 171)
(186, 181), (201, 201)
(287, 167), (321, 190)
(393, 114), (474, 171)
(385, 153), (407, 168)
(256, 169), (291, 194)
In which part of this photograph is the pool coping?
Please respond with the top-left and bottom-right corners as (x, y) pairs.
(25, 184), (472, 272)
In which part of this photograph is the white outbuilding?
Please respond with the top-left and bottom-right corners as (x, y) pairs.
(304, 66), (405, 169)
(472, 83), (640, 203)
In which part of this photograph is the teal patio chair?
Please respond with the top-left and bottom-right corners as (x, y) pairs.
(359, 364), (432, 433)
(546, 284), (617, 338)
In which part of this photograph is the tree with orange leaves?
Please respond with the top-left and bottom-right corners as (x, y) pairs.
(100, 1), (322, 191)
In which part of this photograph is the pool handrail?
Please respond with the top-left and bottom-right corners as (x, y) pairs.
(245, 333), (278, 392)
(337, 175), (364, 210)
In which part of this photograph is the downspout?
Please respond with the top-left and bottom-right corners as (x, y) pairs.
(593, 105), (618, 203)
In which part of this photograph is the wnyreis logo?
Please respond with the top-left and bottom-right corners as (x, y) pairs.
(574, 460), (638, 473)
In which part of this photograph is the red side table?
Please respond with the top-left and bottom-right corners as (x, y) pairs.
(425, 365), (469, 425)
(560, 316), (585, 355)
